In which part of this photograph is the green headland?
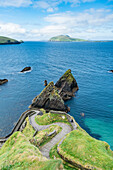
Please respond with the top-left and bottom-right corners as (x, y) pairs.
(49, 35), (112, 42)
(49, 35), (87, 42)
(0, 70), (113, 170)
(0, 36), (23, 45)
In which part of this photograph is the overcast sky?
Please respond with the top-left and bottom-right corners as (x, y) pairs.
(0, 0), (113, 40)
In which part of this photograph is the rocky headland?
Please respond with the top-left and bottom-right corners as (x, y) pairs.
(0, 36), (22, 45)
(0, 69), (113, 170)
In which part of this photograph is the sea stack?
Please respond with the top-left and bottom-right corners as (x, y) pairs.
(0, 79), (8, 85)
(29, 81), (67, 111)
(55, 69), (79, 101)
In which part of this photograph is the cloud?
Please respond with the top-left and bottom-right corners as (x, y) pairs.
(0, 22), (26, 38)
(0, 0), (96, 10)
(0, 0), (32, 7)
(0, 8), (113, 40)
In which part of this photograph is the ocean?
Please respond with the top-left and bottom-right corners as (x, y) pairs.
(0, 41), (113, 150)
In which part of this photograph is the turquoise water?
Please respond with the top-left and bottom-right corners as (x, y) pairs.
(0, 41), (113, 150)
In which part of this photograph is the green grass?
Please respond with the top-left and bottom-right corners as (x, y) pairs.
(58, 127), (113, 169)
(0, 36), (20, 44)
(22, 117), (62, 147)
(50, 144), (78, 170)
(35, 111), (71, 127)
(0, 131), (63, 170)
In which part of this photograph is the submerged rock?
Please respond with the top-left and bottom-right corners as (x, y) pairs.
(29, 81), (67, 111)
(0, 79), (8, 85)
(55, 69), (79, 101)
(20, 67), (31, 72)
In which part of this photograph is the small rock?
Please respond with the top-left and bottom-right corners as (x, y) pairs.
(80, 112), (85, 117)
(0, 79), (8, 85)
(20, 66), (31, 72)
(109, 70), (113, 73)
(44, 80), (48, 86)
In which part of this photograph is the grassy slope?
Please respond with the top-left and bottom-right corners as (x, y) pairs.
(23, 117), (62, 147)
(49, 35), (86, 42)
(59, 128), (113, 169)
(35, 111), (71, 127)
(0, 36), (20, 44)
(0, 132), (63, 170)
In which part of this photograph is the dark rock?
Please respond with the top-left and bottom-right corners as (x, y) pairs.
(55, 69), (79, 101)
(109, 70), (113, 73)
(20, 67), (31, 72)
(29, 81), (67, 112)
(38, 111), (43, 116)
(0, 79), (8, 85)
(44, 80), (48, 86)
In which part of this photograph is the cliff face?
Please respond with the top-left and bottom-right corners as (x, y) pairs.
(29, 82), (67, 111)
(55, 69), (79, 101)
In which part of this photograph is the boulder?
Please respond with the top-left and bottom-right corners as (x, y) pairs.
(55, 69), (79, 101)
(109, 70), (113, 73)
(0, 79), (8, 85)
(44, 80), (48, 86)
(29, 81), (67, 111)
(20, 67), (31, 72)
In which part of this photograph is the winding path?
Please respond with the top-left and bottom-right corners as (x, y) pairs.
(29, 112), (73, 158)
(0, 109), (77, 159)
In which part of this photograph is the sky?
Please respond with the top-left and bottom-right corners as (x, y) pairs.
(0, 0), (113, 40)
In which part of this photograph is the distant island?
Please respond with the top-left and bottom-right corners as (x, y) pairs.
(49, 35), (87, 42)
(49, 35), (113, 42)
(0, 36), (23, 45)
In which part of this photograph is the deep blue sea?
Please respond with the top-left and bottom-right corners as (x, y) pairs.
(0, 41), (113, 149)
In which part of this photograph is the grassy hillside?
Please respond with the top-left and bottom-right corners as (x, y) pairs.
(49, 35), (87, 42)
(0, 36), (21, 44)
(35, 109), (71, 127)
(58, 126), (113, 169)
(0, 131), (63, 170)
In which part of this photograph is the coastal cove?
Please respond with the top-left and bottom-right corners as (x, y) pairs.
(0, 41), (113, 150)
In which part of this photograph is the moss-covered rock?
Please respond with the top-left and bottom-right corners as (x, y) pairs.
(29, 81), (67, 111)
(55, 69), (79, 100)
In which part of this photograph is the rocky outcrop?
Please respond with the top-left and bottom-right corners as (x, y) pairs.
(0, 79), (8, 85)
(109, 70), (113, 73)
(55, 69), (79, 101)
(20, 67), (31, 72)
(29, 81), (67, 111)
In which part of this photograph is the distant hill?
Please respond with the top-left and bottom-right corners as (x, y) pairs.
(49, 35), (87, 42)
(0, 36), (23, 45)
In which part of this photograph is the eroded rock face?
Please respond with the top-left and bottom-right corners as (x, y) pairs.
(29, 81), (67, 111)
(20, 67), (31, 72)
(55, 69), (79, 101)
(0, 79), (8, 85)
